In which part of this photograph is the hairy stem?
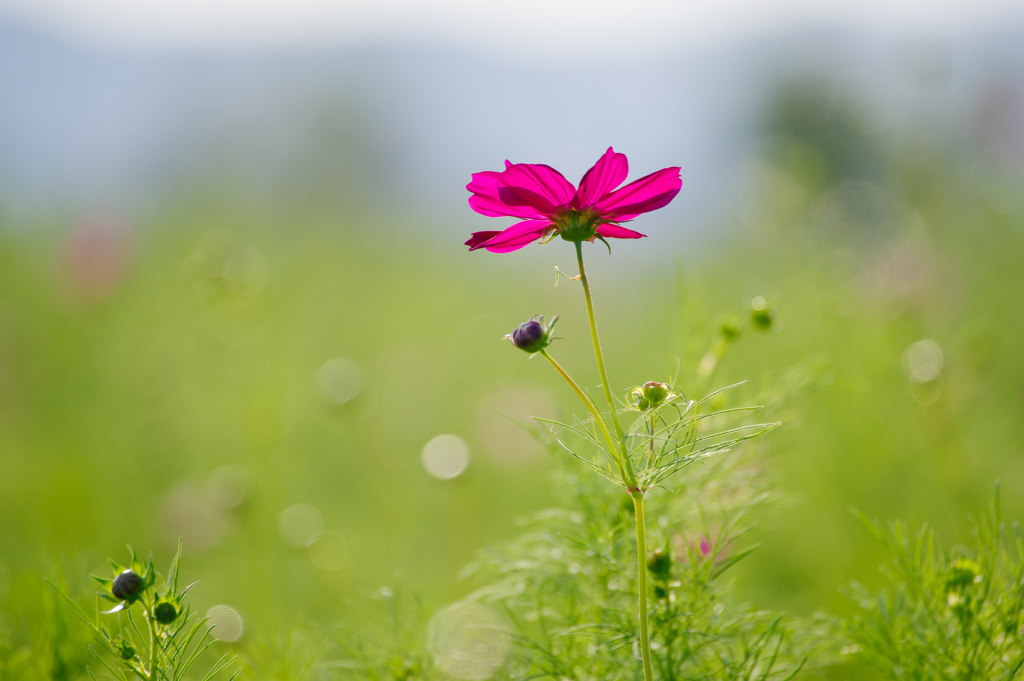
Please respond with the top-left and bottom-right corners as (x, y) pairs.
(632, 489), (654, 681)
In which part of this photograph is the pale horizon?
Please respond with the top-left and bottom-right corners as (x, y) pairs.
(2, 0), (1022, 61)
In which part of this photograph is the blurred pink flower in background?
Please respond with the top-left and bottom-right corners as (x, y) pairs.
(674, 532), (717, 564)
(60, 214), (135, 304)
(466, 147), (681, 253)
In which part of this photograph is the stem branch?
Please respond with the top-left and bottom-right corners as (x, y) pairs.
(540, 349), (628, 484)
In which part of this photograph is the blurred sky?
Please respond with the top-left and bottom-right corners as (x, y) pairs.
(3, 0), (1023, 59)
(1, 0), (1022, 250)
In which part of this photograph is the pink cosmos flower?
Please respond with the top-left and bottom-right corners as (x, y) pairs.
(465, 147), (681, 253)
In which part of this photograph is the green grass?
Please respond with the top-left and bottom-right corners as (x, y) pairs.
(1, 128), (1022, 679)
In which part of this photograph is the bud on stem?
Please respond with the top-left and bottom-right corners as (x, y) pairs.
(506, 315), (558, 354)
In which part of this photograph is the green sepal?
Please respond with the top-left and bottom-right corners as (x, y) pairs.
(91, 574), (113, 588)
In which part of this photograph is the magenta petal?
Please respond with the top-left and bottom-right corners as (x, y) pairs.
(595, 167), (682, 220)
(467, 171), (546, 219)
(484, 240), (540, 253)
(596, 224), (646, 240)
(575, 147), (629, 208)
(470, 220), (552, 253)
(465, 231), (503, 250)
(497, 163), (576, 215)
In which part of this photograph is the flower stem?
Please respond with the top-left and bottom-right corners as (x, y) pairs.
(574, 242), (640, 489)
(645, 414), (656, 471)
(574, 241), (626, 443)
(631, 489), (654, 681)
(539, 349), (628, 484)
(572, 242), (651, 681)
(146, 606), (158, 681)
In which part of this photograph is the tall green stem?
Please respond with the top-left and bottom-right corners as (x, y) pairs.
(572, 241), (652, 681)
(574, 242), (639, 487)
(632, 489), (654, 681)
(146, 607), (158, 681)
(574, 241), (626, 444)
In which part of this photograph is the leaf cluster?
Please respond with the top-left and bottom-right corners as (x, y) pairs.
(48, 541), (237, 681)
(543, 381), (779, 493)
(319, 588), (436, 681)
(839, 484), (1024, 679)
(455, 442), (807, 681)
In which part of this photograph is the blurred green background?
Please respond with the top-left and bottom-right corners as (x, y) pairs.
(1, 13), (1023, 678)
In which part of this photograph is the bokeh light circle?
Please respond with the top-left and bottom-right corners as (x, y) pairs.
(422, 435), (470, 480)
(206, 464), (253, 509)
(206, 604), (244, 642)
(278, 503), (324, 547)
(318, 357), (363, 404)
(308, 530), (350, 571)
(902, 339), (943, 383)
(429, 603), (509, 680)
(223, 245), (268, 296)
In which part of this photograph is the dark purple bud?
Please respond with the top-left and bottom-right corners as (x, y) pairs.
(112, 570), (142, 601)
(507, 315), (558, 354)
(512, 321), (544, 351)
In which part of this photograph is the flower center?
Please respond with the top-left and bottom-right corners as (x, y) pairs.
(553, 209), (600, 243)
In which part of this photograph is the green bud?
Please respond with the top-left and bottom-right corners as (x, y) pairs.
(647, 548), (672, 578)
(153, 601), (177, 625)
(719, 317), (741, 340)
(633, 381), (673, 411)
(117, 640), (136, 660)
(750, 296), (774, 331)
(946, 558), (982, 591)
(642, 382), (669, 407)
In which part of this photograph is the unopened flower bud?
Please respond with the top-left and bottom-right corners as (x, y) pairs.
(506, 315), (558, 354)
(112, 570), (143, 601)
(647, 548), (672, 578)
(719, 317), (741, 341)
(633, 381), (673, 411)
(153, 601), (178, 625)
(117, 640), (136, 660)
(513, 321), (543, 349)
(751, 296), (774, 331)
(946, 558), (982, 591)
(642, 382), (669, 407)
